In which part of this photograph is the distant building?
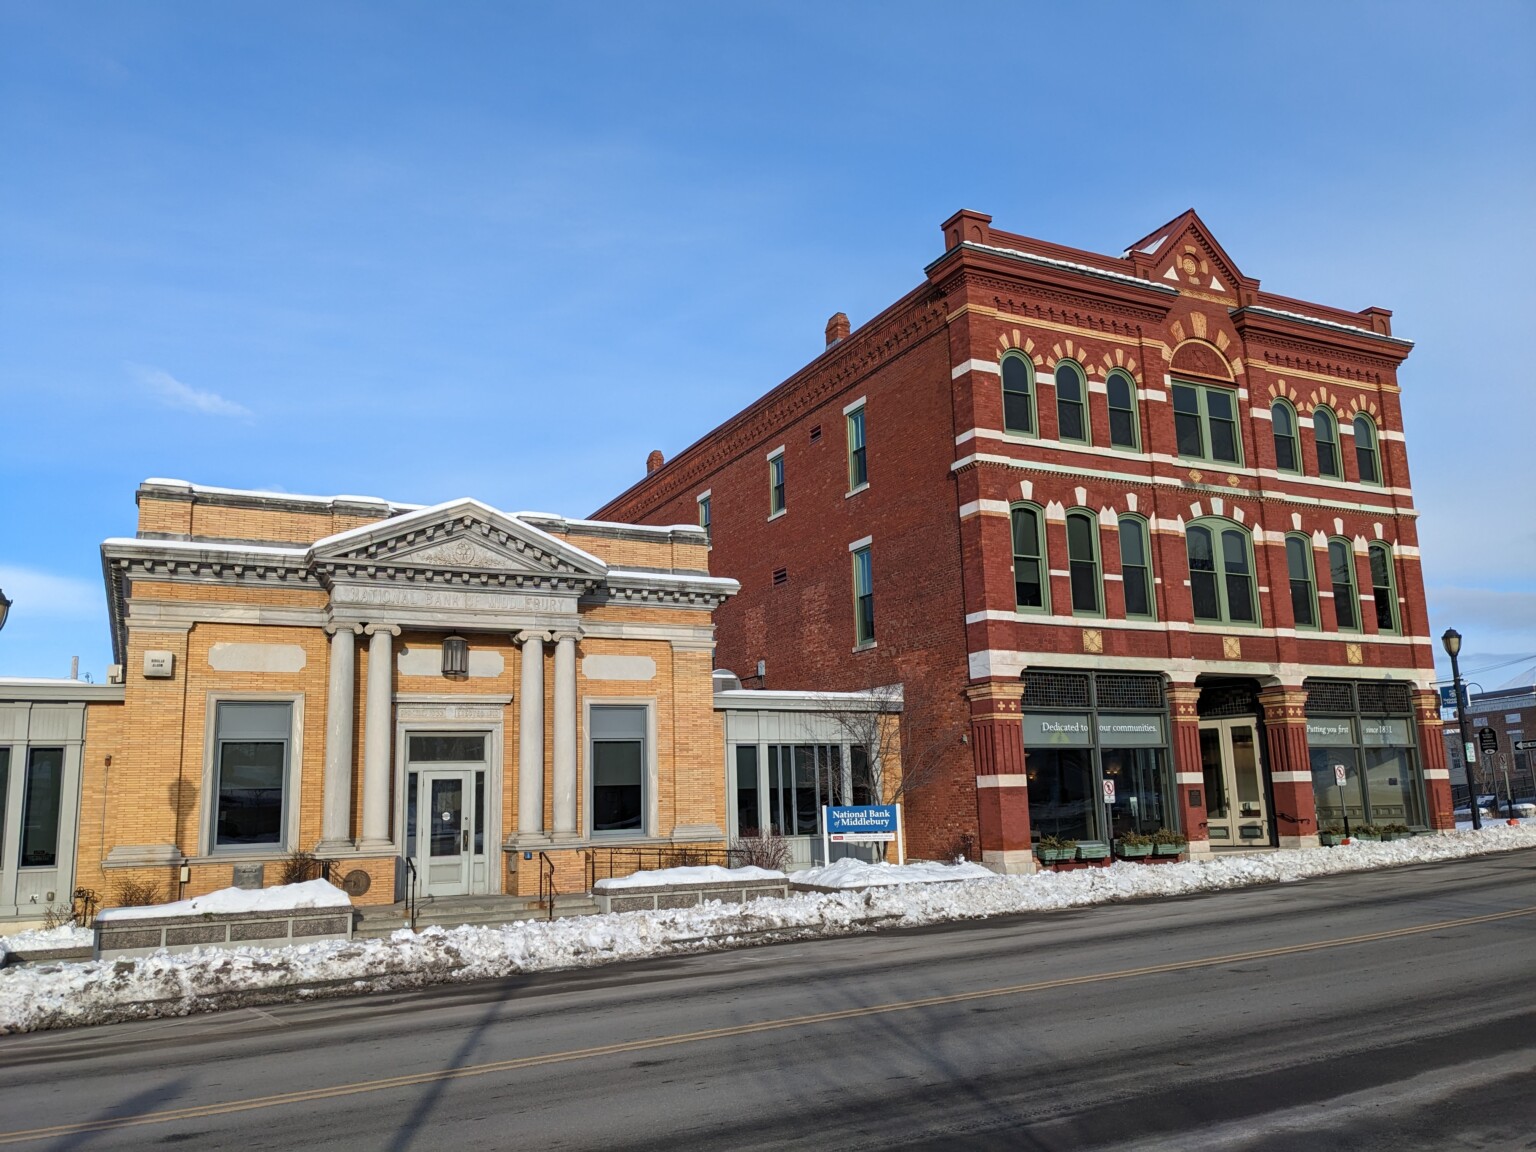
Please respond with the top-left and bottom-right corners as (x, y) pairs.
(1443, 679), (1534, 802)
(596, 209), (1451, 869)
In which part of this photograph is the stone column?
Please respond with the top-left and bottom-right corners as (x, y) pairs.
(552, 630), (580, 839)
(319, 623), (361, 852)
(1167, 684), (1211, 857)
(360, 624), (400, 851)
(967, 681), (1034, 874)
(1258, 685), (1320, 847)
(516, 630), (550, 839)
(1413, 688), (1455, 830)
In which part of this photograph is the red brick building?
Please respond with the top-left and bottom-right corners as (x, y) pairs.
(594, 209), (1451, 869)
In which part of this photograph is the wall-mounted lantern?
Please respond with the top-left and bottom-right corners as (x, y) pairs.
(442, 635), (469, 679)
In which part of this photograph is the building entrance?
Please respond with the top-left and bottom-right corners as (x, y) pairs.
(405, 733), (488, 898)
(1200, 717), (1269, 846)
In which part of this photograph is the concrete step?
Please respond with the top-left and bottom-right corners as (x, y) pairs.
(353, 896), (600, 938)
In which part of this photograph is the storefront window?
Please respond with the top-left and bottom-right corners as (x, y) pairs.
(591, 705), (647, 834)
(1308, 713), (1422, 828)
(735, 746), (760, 836)
(1026, 746), (1094, 842)
(20, 747), (64, 868)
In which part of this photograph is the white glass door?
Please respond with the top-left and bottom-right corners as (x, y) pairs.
(419, 769), (473, 896)
(1200, 719), (1270, 845)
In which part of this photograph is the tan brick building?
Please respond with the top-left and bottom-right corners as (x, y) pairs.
(71, 478), (741, 909)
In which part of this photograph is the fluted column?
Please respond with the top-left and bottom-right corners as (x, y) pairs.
(552, 630), (580, 838)
(360, 623), (400, 850)
(319, 623), (361, 851)
(1259, 685), (1319, 848)
(966, 681), (1033, 874)
(1167, 684), (1211, 857)
(517, 630), (550, 839)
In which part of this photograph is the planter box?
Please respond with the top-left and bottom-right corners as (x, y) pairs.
(1153, 844), (1185, 857)
(1076, 841), (1111, 862)
(1035, 848), (1075, 865)
(1319, 833), (1345, 846)
(1115, 843), (1154, 858)
(94, 905), (353, 960)
(594, 877), (789, 914)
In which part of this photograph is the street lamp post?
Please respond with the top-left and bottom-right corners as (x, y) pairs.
(1442, 628), (1480, 830)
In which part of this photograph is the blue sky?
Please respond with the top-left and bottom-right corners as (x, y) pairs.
(2, 1), (1533, 687)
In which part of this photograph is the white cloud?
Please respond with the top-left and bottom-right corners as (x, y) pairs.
(129, 363), (252, 418)
(0, 564), (103, 620)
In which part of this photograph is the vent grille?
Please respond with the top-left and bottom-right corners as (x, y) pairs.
(1095, 674), (1164, 711)
(772, 567), (788, 587)
(809, 425), (822, 443)
(1357, 680), (1412, 716)
(1198, 683), (1261, 718)
(1022, 671), (1090, 711)
(1304, 679), (1356, 716)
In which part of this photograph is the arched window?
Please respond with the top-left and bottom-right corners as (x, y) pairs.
(1272, 401), (1300, 473)
(1001, 353), (1035, 436)
(1118, 516), (1154, 618)
(1369, 543), (1398, 633)
(1286, 535), (1319, 629)
(1313, 407), (1341, 479)
(1187, 521), (1257, 624)
(1010, 504), (1048, 612)
(1106, 371), (1139, 450)
(1354, 414), (1381, 485)
(1066, 510), (1101, 614)
(1055, 361), (1089, 444)
(1329, 538), (1359, 631)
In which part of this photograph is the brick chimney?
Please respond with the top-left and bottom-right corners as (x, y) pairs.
(646, 449), (665, 475)
(825, 312), (850, 347)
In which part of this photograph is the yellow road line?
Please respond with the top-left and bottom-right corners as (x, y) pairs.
(1, 905), (1530, 1145)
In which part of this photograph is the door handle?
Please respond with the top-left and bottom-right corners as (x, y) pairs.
(462, 828), (469, 852)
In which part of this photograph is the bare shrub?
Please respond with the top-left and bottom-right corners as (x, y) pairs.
(941, 831), (977, 865)
(112, 877), (162, 908)
(279, 849), (324, 885)
(40, 903), (74, 930)
(730, 832), (791, 871)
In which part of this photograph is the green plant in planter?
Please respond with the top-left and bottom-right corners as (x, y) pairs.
(1116, 831), (1156, 857)
(1036, 835), (1078, 863)
(1380, 823), (1412, 840)
(1151, 828), (1187, 855)
(1318, 822), (1347, 846)
(1353, 824), (1382, 841)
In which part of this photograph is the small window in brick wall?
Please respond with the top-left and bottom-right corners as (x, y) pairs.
(809, 425), (822, 443)
(773, 567), (788, 587)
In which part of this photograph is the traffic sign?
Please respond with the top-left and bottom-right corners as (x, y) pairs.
(1479, 727), (1500, 757)
(1334, 763), (1347, 786)
(1102, 779), (1116, 804)
(1516, 739), (1533, 753)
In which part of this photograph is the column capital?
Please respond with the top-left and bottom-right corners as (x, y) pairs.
(1166, 683), (1201, 715)
(515, 629), (552, 647)
(323, 622), (365, 636)
(1257, 685), (1310, 723)
(363, 623), (401, 638)
(551, 628), (583, 644)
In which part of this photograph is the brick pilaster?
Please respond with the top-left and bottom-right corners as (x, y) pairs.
(1259, 685), (1319, 846)
(967, 681), (1034, 874)
(1167, 685), (1211, 854)
(1413, 689), (1455, 829)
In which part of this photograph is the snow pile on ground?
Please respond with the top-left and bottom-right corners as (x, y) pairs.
(95, 879), (352, 922)
(3, 823), (1534, 1034)
(796, 858), (996, 888)
(0, 924), (93, 955)
(593, 865), (785, 890)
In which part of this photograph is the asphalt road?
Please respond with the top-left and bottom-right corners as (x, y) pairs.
(2, 851), (1534, 1151)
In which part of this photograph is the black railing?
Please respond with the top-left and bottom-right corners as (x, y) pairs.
(585, 845), (734, 892)
(538, 852), (557, 922)
(403, 857), (419, 932)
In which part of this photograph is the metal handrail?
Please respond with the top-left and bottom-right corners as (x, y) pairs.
(404, 857), (419, 932)
(585, 845), (733, 891)
(538, 852), (557, 922)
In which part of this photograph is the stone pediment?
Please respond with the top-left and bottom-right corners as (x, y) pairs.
(1129, 210), (1246, 299)
(309, 499), (607, 582)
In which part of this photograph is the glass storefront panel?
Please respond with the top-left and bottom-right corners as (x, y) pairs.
(1364, 747), (1422, 827)
(1311, 746), (1363, 826)
(1026, 747), (1094, 841)
(734, 746), (760, 836)
(1102, 747), (1170, 837)
(1201, 728), (1227, 821)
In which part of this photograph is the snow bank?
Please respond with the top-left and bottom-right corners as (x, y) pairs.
(3, 824), (1533, 1035)
(593, 865), (785, 891)
(95, 879), (351, 922)
(796, 858), (996, 888)
(0, 924), (93, 954)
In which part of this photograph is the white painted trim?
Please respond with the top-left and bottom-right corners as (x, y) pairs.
(842, 395), (867, 416)
(1424, 768), (1450, 780)
(968, 648), (1438, 688)
(1175, 772), (1206, 784)
(696, 489), (711, 503)
(848, 535), (873, 553)
(766, 444), (785, 460)
(958, 499), (1012, 519)
(976, 774), (1030, 789)
(952, 359), (1002, 379)
(1271, 771), (1314, 783)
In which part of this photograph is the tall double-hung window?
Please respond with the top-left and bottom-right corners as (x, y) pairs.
(1118, 517), (1154, 618)
(1001, 353), (1035, 435)
(591, 705), (647, 835)
(1272, 401), (1300, 473)
(1329, 539), (1360, 631)
(1054, 361), (1089, 444)
(1369, 543), (1399, 633)
(1011, 505), (1048, 611)
(1314, 407), (1342, 478)
(1066, 511), (1101, 615)
(846, 405), (868, 491)
(768, 450), (786, 516)
(1186, 522), (1257, 624)
(1354, 415), (1381, 485)
(1106, 371), (1139, 450)
(212, 701), (292, 849)
(1172, 382), (1241, 465)
(851, 544), (875, 645)
(1286, 535), (1319, 629)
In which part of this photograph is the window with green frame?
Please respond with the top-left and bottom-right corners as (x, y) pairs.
(1329, 538), (1360, 631)
(1368, 543), (1398, 632)
(846, 406), (868, 490)
(1286, 534), (1319, 629)
(1066, 510), (1101, 615)
(1313, 407), (1341, 478)
(852, 545), (875, 645)
(1010, 504), (1048, 611)
(1054, 361), (1089, 444)
(1353, 414), (1381, 485)
(1186, 521), (1257, 624)
(1001, 353), (1035, 435)
(1117, 516), (1154, 618)
(1106, 371), (1139, 450)
(1172, 381), (1241, 465)
(768, 452), (785, 515)
(1271, 400), (1301, 473)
